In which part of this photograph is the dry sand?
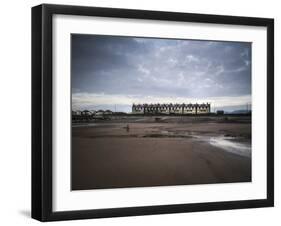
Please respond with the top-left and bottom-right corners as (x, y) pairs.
(72, 117), (251, 190)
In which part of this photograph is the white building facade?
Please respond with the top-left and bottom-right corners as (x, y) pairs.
(132, 103), (211, 115)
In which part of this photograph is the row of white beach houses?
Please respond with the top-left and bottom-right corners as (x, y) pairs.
(132, 103), (211, 115)
(73, 103), (212, 116)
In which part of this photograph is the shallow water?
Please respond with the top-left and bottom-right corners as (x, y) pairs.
(194, 135), (251, 158)
(72, 123), (98, 127)
(72, 123), (119, 128)
(72, 124), (251, 158)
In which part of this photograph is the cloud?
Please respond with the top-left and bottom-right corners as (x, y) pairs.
(137, 64), (150, 75)
(185, 55), (199, 63)
(71, 35), (252, 109)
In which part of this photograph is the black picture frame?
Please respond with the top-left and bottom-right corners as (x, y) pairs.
(32, 4), (274, 222)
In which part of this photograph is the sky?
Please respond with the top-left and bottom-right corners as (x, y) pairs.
(71, 34), (251, 113)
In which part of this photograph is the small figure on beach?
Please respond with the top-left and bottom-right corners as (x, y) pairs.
(126, 124), (130, 132)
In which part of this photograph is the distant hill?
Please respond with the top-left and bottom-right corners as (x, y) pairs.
(227, 110), (251, 114)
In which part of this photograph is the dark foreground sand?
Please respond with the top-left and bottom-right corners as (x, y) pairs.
(72, 117), (251, 190)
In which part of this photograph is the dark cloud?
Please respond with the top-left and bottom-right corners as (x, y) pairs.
(71, 34), (251, 100)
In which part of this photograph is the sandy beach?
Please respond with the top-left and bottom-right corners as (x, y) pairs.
(71, 116), (251, 190)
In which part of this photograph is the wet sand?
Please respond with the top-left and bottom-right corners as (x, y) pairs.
(72, 117), (251, 190)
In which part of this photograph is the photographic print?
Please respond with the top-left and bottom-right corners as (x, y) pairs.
(32, 4), (274, 221)
(71, 34), (252, 190)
